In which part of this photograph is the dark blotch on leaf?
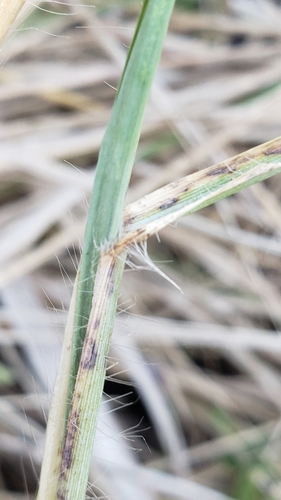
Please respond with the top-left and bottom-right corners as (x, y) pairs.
(126, 215), (136, 224)
(208, 166), (230, 176)
(159, 197), (178, 209)
(82, 340), (97, 369)
(94, 318), (100, 329)
(108, 262), (115, 278)
(61, 411), (80, 471)
(264, 147), (281, 155)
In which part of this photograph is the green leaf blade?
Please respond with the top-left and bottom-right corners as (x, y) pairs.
(124, 137), (281, 238)
(69, 0), (176, 401)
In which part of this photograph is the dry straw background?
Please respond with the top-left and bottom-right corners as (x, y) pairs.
(1, 1), (281, 499)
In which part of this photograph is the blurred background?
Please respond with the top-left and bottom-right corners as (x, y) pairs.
(1, 1), (281, 498)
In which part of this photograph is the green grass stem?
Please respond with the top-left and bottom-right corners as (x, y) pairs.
(70, 0), (176, 398)
(37, 1), (175, 498)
